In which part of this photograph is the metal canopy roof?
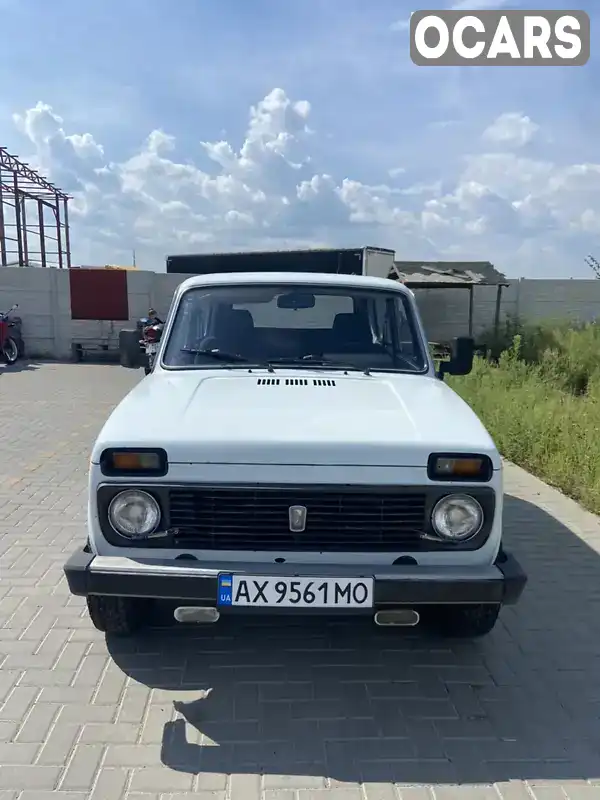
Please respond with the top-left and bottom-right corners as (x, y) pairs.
(391, 260), (507, 287)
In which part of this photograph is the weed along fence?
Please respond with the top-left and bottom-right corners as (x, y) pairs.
(449, 321), (600, 516)
(3, 265), (600, 360)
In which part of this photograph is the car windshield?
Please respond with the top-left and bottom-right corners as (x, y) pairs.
(161, 283), (428, 373)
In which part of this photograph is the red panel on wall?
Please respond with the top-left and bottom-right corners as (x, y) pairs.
(69, 269), (129, 321)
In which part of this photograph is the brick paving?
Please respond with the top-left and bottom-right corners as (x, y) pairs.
(1, 362), (600, 799)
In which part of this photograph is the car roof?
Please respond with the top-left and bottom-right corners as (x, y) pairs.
(175, 271), (412, 296)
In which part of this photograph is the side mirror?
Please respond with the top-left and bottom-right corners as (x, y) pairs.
(437, 336), (474, 379)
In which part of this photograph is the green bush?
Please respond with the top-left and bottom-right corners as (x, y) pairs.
(450, 322), (600, 514)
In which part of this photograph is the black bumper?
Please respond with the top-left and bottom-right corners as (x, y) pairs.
(63, 548), (527, 609)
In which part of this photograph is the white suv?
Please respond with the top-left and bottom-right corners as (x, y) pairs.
(64, 271), (527, 638)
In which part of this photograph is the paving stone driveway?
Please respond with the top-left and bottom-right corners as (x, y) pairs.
(1, 363), (600, 800)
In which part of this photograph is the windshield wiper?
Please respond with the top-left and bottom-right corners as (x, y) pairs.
(180, 348), (276, 372)
(267, 355), (371, 375)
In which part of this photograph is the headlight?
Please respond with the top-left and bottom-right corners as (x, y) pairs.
(108, 490), (161, 538)
(431, 494), (483, 541)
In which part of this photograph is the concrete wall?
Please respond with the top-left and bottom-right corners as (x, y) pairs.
(0, 267), (72, 359)
(3, 266), (600, 359)
(0, 268), (188, 359)
(414, 279), (600, 341)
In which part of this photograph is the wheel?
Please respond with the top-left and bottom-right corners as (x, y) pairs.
(86, 595), (149, 635)
(2, 337), (18, 365)
(12, 334), (24, 358)
(424, 603), (501, 639)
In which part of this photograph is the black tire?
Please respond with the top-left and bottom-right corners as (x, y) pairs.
(13, 335), (24, 358)
(424, 603), (501, 639)
(2, 337), (18, 365)
(86, 595), (149, 635)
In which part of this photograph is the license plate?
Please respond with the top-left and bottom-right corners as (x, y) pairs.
(146, 343), (158, 354)
(217, 574), (374, 608)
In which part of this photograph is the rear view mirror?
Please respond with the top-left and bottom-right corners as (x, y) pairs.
(277, 292), (315, 310)
(437, 336), (474, 379)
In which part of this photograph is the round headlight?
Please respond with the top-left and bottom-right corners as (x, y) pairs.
(431, 494), (483, 541)
(108, 490), (161, 538)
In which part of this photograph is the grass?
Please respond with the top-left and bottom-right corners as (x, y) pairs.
(448, 319), (600, 514)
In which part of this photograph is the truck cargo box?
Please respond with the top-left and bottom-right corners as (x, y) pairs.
(166, 246), (396, 280)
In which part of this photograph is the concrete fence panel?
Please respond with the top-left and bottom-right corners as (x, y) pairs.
(3, 267), (600, 359)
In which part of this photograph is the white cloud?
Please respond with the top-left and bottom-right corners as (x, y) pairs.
(580, 210), (600, 233)
(336, 179), (415, 227)
(13, 102), (105, 165)
(483, 112), (540, 149)
(390, 18), (410, 32)
(10, 90), (600, 277)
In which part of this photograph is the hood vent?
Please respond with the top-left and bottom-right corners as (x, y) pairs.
(256, 378), (337, 387)
(313, 378), (336, 387)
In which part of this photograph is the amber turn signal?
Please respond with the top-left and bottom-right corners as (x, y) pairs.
(99, 448), (168, 476)
(112, 452), (161, 470)
(427, 453), (492, 482)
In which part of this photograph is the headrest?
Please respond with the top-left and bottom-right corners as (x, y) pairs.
(213, 306), (255, 337)
(231, 310), (254, 327)
(332, 312), (371, 341)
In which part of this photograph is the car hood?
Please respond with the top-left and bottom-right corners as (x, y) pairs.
(92, 370), (500, 468)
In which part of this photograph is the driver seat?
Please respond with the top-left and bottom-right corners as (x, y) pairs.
(211, 308), (256, 354)
(330, 312), (376, 352)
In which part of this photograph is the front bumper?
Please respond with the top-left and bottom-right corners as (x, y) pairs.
(63, 548), (527, 609)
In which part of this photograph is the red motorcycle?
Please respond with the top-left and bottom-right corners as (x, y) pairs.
(0, 304), (19, 365)
(139, 309), (164, 375)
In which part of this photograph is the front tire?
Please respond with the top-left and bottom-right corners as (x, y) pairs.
(86, 595), (149, 635)
(425, 603), (501, 638)
(2, 337), (18, 365)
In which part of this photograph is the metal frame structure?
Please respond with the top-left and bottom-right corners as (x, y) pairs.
(388, 263), (509, 340)
(0, 148), (71, 268)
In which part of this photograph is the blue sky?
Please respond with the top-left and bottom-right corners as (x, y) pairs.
(1, 0), (598, 276)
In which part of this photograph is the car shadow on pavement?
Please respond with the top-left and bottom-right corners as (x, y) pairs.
(107, 494), (600, 787)
(0, 360), (40, 376)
